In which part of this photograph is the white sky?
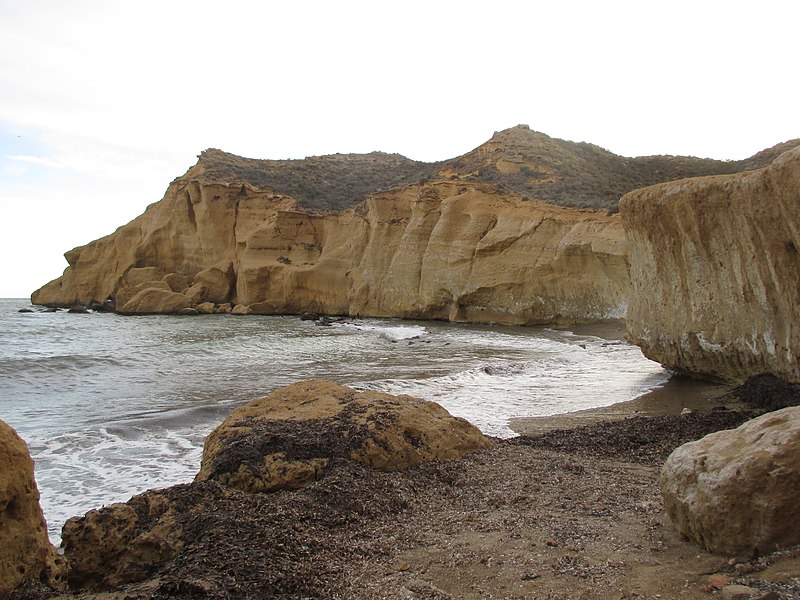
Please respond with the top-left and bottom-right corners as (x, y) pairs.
(0, 0), (797, 298)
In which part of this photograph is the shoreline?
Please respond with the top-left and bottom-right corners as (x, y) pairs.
(510, 373), (736, 435)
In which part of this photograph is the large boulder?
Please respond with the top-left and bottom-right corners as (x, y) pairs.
(117, 287), (193, 315)
(660, 406), (800, 555)
(621, 146), (800, 382)
(0, 420), (65, 598)
(195, 380), (493, 493)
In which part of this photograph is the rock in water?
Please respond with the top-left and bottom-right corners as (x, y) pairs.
(195, 380), (493, 493)
(660, 406), (800, 555)
(0, 420), (64, 598)
(621, 146), (800, 383)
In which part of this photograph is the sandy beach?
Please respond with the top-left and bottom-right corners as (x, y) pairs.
(15, 374), (800, 600)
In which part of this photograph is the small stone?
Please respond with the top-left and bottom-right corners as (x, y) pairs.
(734, 562), (754, 574)
(756, 592), (780, 600)
(545, 539), (559, 547)
(707, 573), (730, 589)
(721, 584), (759, 600)
(680, 407), (693, 415)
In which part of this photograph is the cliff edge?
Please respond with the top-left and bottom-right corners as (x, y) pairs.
(31, 127), (796, 326)
(621, 145), (800, 382)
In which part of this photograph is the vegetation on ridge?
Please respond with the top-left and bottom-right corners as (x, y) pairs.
(188, 126), (800, 214)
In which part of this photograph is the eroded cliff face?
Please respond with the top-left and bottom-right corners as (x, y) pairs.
(621, 146), (800, 382)
(32, 169), (629, 325)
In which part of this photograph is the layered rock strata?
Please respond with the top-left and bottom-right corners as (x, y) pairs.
(32, 174), (629, 324)
(660, 406), (800, 555)
(621, 146), (800, 382)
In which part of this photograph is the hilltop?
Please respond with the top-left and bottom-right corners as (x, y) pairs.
(186, 125), (800, 213)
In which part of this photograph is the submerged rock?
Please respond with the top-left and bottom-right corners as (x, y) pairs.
(195, 380), (493, 493)
(0, 420), (65, 598)
(660, 406), (800, 555)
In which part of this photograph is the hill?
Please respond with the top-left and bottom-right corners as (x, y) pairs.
(184, 126), (800, 213)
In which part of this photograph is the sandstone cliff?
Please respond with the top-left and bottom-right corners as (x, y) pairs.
(31, 165), (630, 324)
(621, 146), (800, 383)
(32, 127), (797, 325)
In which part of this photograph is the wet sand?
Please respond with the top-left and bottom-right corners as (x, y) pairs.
(511, 373), (737, 435)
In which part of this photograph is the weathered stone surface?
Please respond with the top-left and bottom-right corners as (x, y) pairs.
(195, 301), (216, 314)
(61, 489), (183, 590)
(117, 287), (192, 315)
(31, 151), (629, 325)
(195, 380), (493, 493)
(621, 146), (800, 382)
(660, 406), (800, 555)
(230, 303), (252, 315)
(0, 420), (64, 598)
(185, 262), (234, 304)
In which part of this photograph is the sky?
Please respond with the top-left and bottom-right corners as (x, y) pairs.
(0, 0), (797, 298)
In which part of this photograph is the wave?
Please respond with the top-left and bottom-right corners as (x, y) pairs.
(338, 320), (428, 342)
(0, 353), (130, 376)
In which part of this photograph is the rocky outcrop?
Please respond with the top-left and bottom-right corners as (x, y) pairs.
(32, 175), (629, 324)
(196, 380), (492, 493)
(621, 146), (800, 382)
(58, 382), (490, 591)
(61, 489), (183, 590)
(660, 406), (800, 555)
(0, 420), (64, 598)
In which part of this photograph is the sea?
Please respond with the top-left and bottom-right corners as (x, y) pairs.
(0, 298), (669, 545)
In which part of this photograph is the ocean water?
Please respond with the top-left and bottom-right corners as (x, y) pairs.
(0, 298), (668, 544)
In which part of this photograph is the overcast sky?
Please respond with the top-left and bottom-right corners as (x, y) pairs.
(1, 0), (797, 298)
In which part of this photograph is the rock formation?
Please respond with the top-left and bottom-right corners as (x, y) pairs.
(31, 179), (631, 323)
(0, 420), (64, 598)
(195, 380), (493, 493)
(621, 145), (800, 382)
(61, 489), (184, 590)
(34, 126), (794, 324)
(660, 406), (800, 555)
(58, 382), (490, 591)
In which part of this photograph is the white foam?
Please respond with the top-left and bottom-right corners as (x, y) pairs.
(340, 321), (428, 342)
(29, 423), (209, 546)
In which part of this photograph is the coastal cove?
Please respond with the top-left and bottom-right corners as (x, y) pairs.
(0, 298), (673, 544)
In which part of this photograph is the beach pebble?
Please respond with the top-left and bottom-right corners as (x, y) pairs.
(721, 584), (759, 600)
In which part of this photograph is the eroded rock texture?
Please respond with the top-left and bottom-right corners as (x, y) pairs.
(32, 173), (629, 324)
(0, 420), (64, 598)
(195, 380), (493, 493)
(660, 406), (800, 555)
(621, 146), (800, 382)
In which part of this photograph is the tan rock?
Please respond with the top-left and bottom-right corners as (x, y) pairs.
(124, 266), (165, 288)
(195, 380), (493, 493)
(230, 304), (252, 315)
(117, 287), (192, 315)
(0, 420), (65, 598)
(195, 301), (216, 314)
(61, 489), (183, 590)
(31, 162), (628, 324)
(660, 406), (800, 555)
(185, 262), (234, 304)
(247, 300), (278, 315)
(621, 146), (800, 382)
(162, 272), (192, 293)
